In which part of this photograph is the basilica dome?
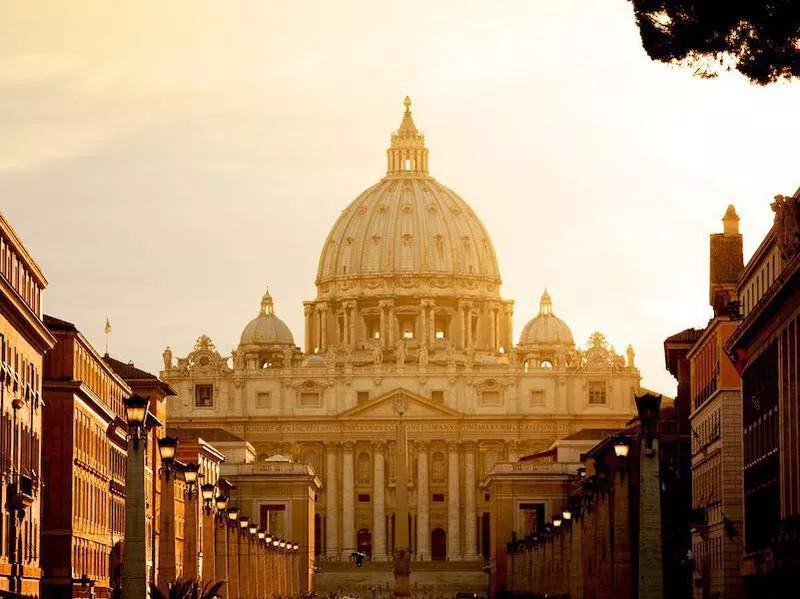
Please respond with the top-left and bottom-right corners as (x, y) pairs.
(240, 290), (295, 346)
(316, 98), (501, 297)
(519, 290), (574, 347)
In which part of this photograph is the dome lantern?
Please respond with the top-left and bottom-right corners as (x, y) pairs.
(386, 97), (429, 176)
(539, 289), (553, 316)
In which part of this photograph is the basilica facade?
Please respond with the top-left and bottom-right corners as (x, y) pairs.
(162, 99), (641, 568)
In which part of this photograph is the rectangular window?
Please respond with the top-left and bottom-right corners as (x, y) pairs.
(432, 493), (445, 503)
(299, 392), (321, 408)
(480, 391), (501, 406)
(358, 493), (371, 503)
(530, 390), (545, 407)
(588, 381), (607, 405)
(431, 391), (444, 404)
(256, 392), (271, 409)
(194, 384), (213, 407)
(357, 391), (370, 405)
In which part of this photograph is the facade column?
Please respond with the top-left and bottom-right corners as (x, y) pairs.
(342, 442), (356, 557)
(488, 303), (497, 351)
(465, 306), (473, 349)
(347, 301), (357, 346)
(326, 443), (339, 557)
(304, 303), (314, 354)
(319, 304), (328, 352)
(373, 442), (387, 561)
(447, 442), (461, 560)
(416, 441), (430, 560)
(379, 306), (387, 349)
(463, 442), (478, 560)
(429, 305), (436, 346)
(504, 303), (514, 352)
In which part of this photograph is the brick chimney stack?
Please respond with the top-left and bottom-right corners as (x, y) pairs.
(709, 205), (744, 317)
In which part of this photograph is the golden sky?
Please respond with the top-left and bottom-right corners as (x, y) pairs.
(2, 0), (799, 394)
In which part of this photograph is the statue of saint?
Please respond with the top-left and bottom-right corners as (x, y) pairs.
(283, 346), (294, 368)
(396, 340), (407, 367)
(162, 346), (173, 371)
(418, 345), (429, 366)
(445, 343), (455, 366)
(373, 344), (383, 366)
(626, 344), (635, 368)
(232, 348), (245, 371)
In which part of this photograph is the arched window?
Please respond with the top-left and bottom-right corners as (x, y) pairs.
(431, 452), (445, 483)
(358, 452), (371, 484)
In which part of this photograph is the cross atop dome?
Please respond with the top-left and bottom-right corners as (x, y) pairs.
(387, 96), (429, 177)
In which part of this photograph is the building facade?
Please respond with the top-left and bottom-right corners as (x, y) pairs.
(41, 316), (130, 598)
(683, 206), (745, 599)
(727, 188), (800, 596)
(163, 99), (641, 587)
(0, 210), (56, 597)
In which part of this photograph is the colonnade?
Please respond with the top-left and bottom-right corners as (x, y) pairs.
(303, 298), (514, 355)
(323, 440), (482, 562)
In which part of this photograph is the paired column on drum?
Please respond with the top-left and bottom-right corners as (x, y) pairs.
(416, 441), (430, 560)
(342, 442), (356, 556)
(326, 443), (339, 557)
(372, 442), (387, 560)
(463, 442), (478, 560)
(447, 441), (461, 560)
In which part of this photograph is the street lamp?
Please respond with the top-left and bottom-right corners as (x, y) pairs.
(553, 517), (562, 529)
(272, 538), (280, 548)
(239, 516), (250, 533)
(635, 392), (662, 451)
(561, 508), (572, 521)
(613, 435), (631, 458)
(227, 506), (240, 525)
(293, 543), (299, 551)
(201, 483), (215, 513)
(258, 529), (266, 541)
(265, 533), (273, 544)
(124, 395), (149, 443)
(157, 436), (178, 477)
(280, 540), (287, 549)
(249, 522), (258, 536)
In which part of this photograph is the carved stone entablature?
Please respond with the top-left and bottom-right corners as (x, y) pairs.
(177, 334), (231, 377)
(473, 377), (510, 391)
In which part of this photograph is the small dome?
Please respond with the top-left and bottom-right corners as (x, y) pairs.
(240, 289), (295, 346)
(519, 290), (574, 347)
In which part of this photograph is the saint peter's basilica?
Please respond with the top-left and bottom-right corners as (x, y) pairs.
(162, 99), (640, 572)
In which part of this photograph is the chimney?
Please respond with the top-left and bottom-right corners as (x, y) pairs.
(709, 204), (744, 317)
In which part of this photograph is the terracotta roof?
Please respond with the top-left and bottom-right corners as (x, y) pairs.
(664, 328), (703, 344)
(43, 314), (78, 332)
(103, 354), (176, 396)
(168, 427), (245, 443)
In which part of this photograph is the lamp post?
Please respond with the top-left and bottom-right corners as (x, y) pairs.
(264, 534), (274, 598)
(212, 494), (229, 597)
(635, 393), (664, 599)
(238, 516), (251, 599)
(608, 434), (633, 599)
(182, 463), (201, 582)
(226, 507), (241, 599)
(122, 395), (153, 599)
(156, 436), (180, 592)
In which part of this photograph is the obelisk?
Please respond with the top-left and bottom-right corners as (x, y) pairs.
(393, 395), (411, 598)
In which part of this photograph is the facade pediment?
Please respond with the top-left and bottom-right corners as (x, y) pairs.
(338, 387), (462, 420)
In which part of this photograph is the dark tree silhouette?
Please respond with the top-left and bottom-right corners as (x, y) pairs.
(629, 1), (800, 84)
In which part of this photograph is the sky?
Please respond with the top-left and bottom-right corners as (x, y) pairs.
(2, 0), (799, 396)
